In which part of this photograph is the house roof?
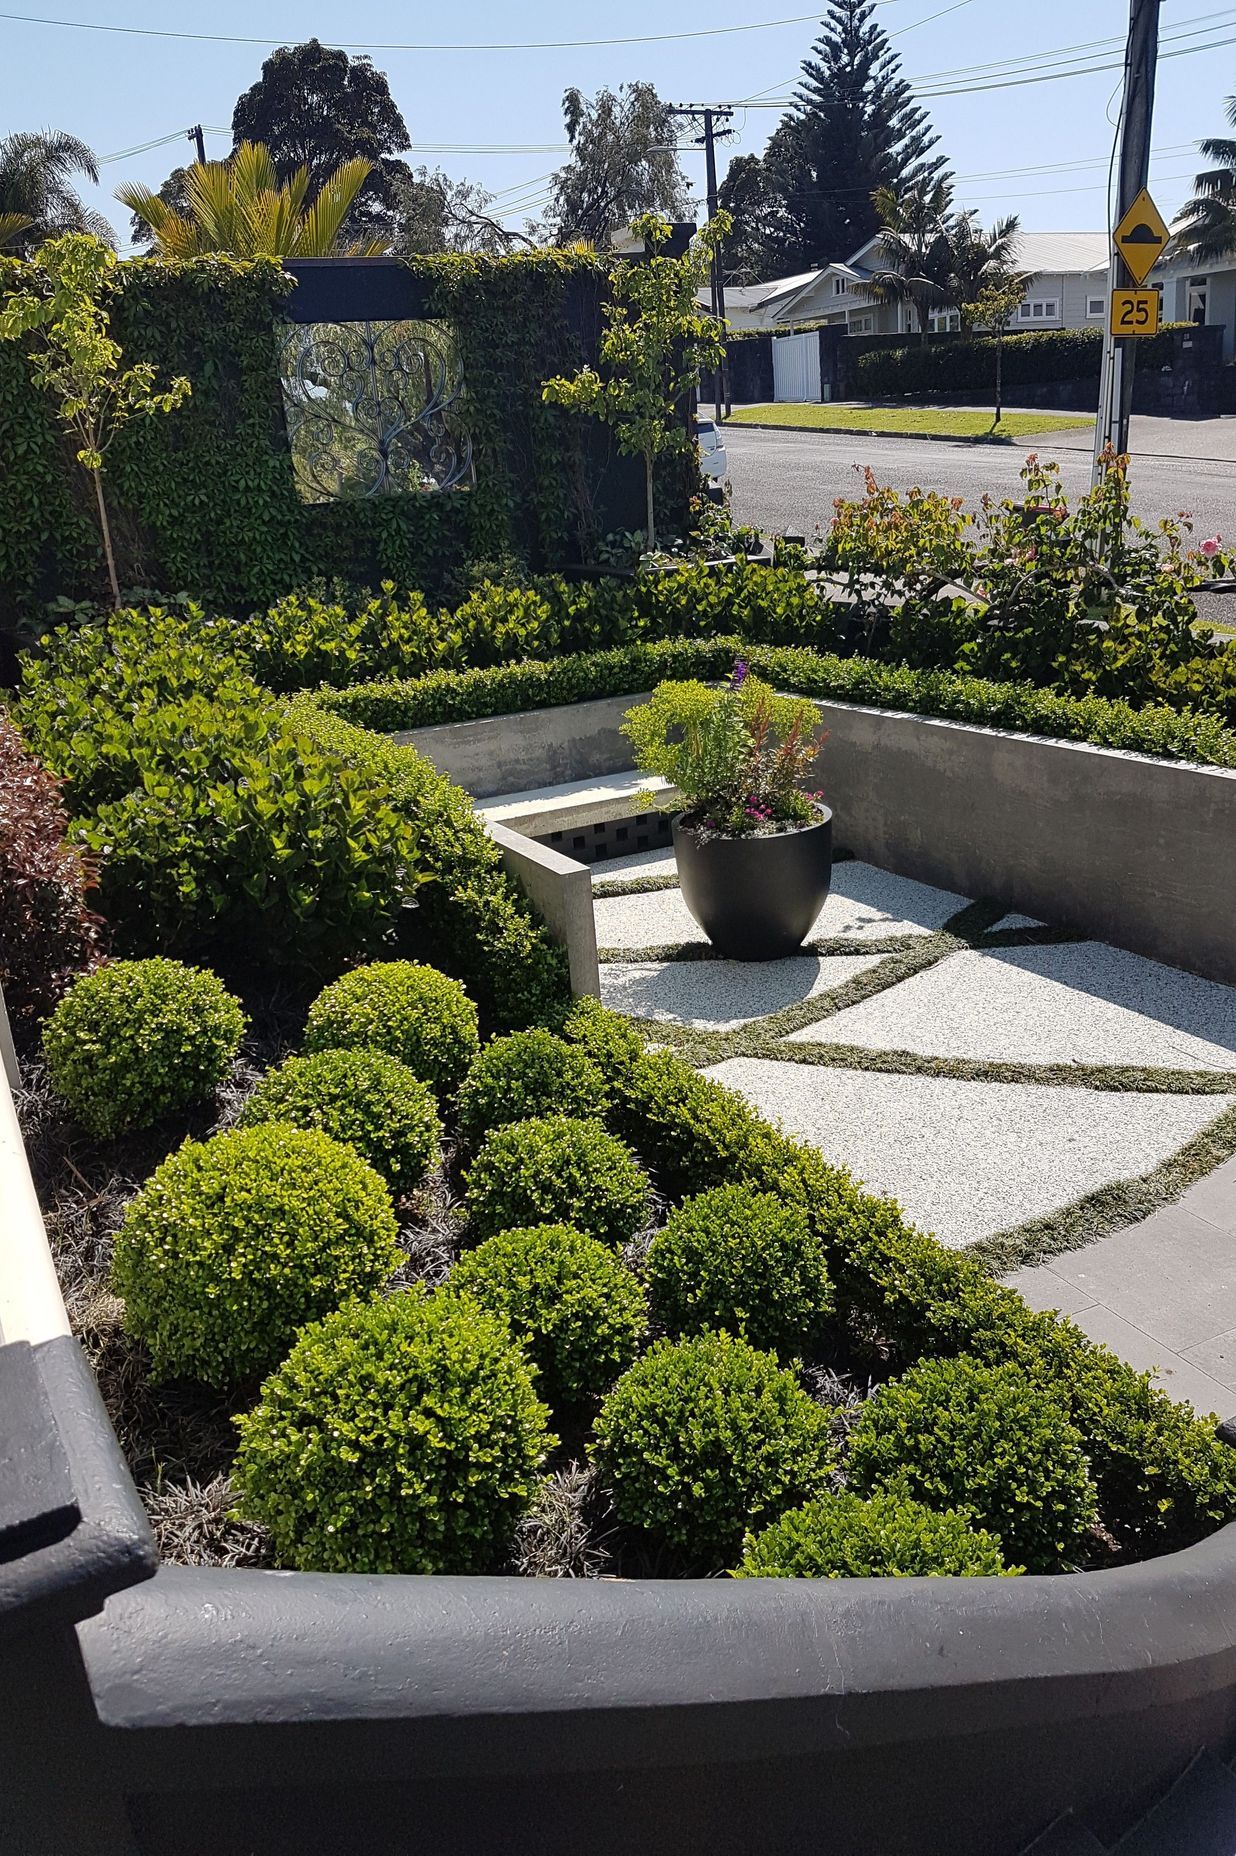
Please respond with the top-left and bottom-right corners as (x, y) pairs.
(1005, 231), (1110, 274)
(700, 270), (822, 314)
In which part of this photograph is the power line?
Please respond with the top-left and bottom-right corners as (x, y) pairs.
(0, 8), (883, 51)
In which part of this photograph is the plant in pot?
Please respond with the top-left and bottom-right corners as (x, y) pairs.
(622, 664), (831, 960)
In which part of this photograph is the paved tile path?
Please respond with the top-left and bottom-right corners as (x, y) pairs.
(592, 848), (1236, 1415)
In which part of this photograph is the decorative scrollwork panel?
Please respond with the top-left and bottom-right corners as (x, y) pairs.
(280, 319), (473, 503)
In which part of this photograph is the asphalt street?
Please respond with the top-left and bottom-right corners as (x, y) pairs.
(724, 423), (1236, 551)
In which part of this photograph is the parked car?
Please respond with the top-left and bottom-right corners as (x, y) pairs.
(696, 416), (728, 485)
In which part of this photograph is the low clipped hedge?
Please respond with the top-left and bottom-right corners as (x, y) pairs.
(233, 1287), (553, 1574)
(112, 1123), (400, 1385)
(43, 958), (246, 1139)
(451, 1222), (646, 1406)
(854, 323), (1192, 399)
(309, 636), (1236, 770)
(736, 1490), (1012, 1579)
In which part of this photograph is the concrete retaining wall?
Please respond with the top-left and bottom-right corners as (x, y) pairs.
(405, 694), (1236, 985)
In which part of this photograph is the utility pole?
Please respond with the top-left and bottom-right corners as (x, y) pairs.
(188, 124), (206, 166)
(1093, 0), (1162, 483)
(668, 103), (734, 422)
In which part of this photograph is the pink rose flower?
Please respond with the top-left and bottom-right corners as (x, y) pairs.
(1201, 536), (1222, 556)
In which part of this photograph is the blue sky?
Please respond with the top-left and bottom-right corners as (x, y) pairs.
(1, 0), (1233, 254)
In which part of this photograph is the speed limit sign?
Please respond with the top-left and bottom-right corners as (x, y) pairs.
(1109, 288), (1161, 337)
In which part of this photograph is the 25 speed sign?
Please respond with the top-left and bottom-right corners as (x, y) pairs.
(1109, 288), (1161, 337)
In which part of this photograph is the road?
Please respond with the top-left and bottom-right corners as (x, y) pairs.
(724, 423), (1236, 549)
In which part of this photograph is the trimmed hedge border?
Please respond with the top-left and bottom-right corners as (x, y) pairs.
(311, 638), (1236, 770)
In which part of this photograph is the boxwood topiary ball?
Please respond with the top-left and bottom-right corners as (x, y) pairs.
(451, 1223), (646, 1406)
(112, 1123), (400, 1386)
(239, 1046), (441, 1196)
(304, 960), (479, 1097)
(42, 957), (246, 1139)
(466, 1115), (650, 1248)
(735, 1490), (1013, 1579)
(457, 1029), (609, 1141)
(593, 1331), (835, 1566)
(232, 1287), (554, 1574)
(645, 1184), (833, 1358)
(847, 1354), (1098, 1573)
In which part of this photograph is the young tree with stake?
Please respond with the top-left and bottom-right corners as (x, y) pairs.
(542, 212), (728, 552)
(0, 234), (190, 608)
(963, 274), (1029, 431)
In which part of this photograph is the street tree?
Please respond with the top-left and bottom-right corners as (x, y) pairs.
(0, 130), (112, 255)
(963, 275), (1030, 429)
(1175, 93), (1236, 259)
(542, 212), (727, 550)
(719, 0), (950, 276)
(0, 234), (189, 607)
(231, 39), (412, 246)
(946, 211), (1021, 311)
(117, 143), (383, 259)
(544, 83), (689, 246)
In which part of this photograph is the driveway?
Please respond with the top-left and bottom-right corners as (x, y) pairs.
(724, 421), (1236, 552)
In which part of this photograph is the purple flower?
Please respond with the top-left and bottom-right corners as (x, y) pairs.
(730, 659), (749, 688)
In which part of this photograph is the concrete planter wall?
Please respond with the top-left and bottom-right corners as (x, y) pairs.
(403, 693), (1236, 986)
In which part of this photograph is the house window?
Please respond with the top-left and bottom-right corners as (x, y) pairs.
(848, 313), (874, 334)
(1017, 299), (1060, 323)
(1087, 296), (1105, 317)
(928, 307), (961, 332)
(833, 277), (845, 296)
(1188, 276), (1209, 324)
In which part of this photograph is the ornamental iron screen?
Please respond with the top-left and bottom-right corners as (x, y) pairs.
(279, 317), (473, 503)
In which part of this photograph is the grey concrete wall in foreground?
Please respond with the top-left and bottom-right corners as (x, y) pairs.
(488, 822), (600, 999)
(404, 693), (1236, 986)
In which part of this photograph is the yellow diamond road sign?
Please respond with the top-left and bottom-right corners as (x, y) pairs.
(1113, 188), (1171, 286)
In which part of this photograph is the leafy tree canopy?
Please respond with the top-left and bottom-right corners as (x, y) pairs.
(230, 38), (412, 245)
(543, 83), (690, 246)
(0, 130), (113, 255)
(719, 0), (950, 277)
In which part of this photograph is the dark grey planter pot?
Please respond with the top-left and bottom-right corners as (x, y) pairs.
(673, 807), (833, 960)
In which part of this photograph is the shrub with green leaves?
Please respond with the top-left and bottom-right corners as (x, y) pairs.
(645, 1185), (833, 1358)
(593, 1331), (835, 1565)
(112, 1124), (399, 1385)
(467, 1115), (649, 1248)
(235, 584), (440, 692)
(42, 958), (245, 1138)
(238, 1047), (441, 1197)
(736, 1490), (1012, 1579)
(458, 1029), (609, 1140)
(847, 1355), (1098, 1573)
(304, 960), (479, 1097)
(451, 1223), (646, 1406)
(233, 1287), (553, 1573)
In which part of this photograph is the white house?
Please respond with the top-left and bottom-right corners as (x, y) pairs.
(710, 230), (1113, 338)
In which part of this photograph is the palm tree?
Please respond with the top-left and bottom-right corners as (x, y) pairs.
(116, 142), (386, 259)
(0, 130), (113, 254)
(860, 180), (955, 342)
(1175, 95), (1236, 260)
(946, 210), (1022, 310)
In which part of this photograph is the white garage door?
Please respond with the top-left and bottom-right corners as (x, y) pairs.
(772, 330), (822, 403)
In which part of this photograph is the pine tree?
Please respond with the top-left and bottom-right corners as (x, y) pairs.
(721, 0), (950, 276)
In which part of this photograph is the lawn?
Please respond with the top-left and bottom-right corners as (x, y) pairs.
(725, 404), (1094, 439)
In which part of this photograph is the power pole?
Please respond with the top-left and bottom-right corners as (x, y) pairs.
(188, 124), (206, 165)
(668, 104), (734, 422)
(1093, 0), (1162, 482)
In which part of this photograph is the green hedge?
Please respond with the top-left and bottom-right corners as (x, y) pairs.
(855, 323), (1193, 398)
(312, 635), (1236, 769)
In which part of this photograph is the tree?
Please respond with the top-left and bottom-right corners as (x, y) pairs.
(962, 275), (1029, 429)
(392, 167), (521, 256)
(946, 211), (1021, 311)
(0, 235), (189, 607)
(720, 0), (950, 276)
(542, 212), (727, 550)
(1175, 93), (1236, 260)
(0, 131), (113, 255)
(544, 83), (689, 246)
(127, 164), (191, 250)
(716, 154), (795, 283)
(861, 180), (955, 340)
(231, 39), (412, 246)
(117, 143), (384, 258)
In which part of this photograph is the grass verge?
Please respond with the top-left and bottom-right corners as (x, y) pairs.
(725, 404), (1093, 439)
